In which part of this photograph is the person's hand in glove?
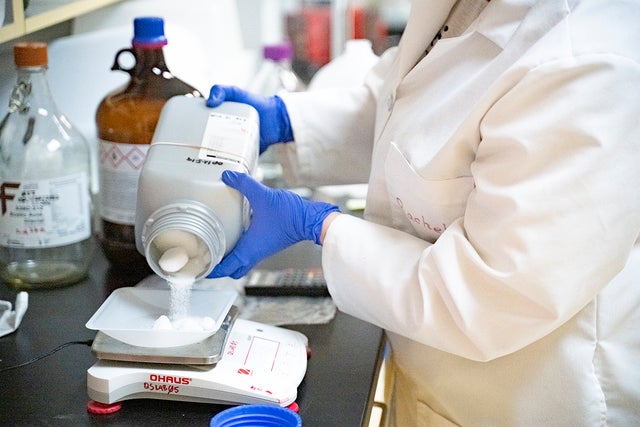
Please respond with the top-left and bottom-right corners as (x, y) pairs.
(207, 171), (340, 279)
(207, 85), (293, 154)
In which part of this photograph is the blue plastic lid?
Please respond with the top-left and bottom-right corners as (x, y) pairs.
(132, 17), (168, 47)
(210, 404), (302, 427)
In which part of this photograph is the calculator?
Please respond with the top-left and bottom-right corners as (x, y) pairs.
(243, 267), (330, 297)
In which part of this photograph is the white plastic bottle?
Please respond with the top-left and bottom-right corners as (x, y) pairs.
(135, 97), (259, 284)
(308, 39), (379, 91)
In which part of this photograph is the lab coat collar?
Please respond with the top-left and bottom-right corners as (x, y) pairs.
(396, 0), (538, 81)
(475, 0), (537, 48)
(395, 0), (457, 82)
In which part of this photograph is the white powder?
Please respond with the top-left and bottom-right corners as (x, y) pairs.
(152, 313), (215, 331)
(153, 229), (211, 285)
(151, 281), (217, 332)
(168, 280), (193, 320)
(151, 229), (215, 332)
(153, 230), (199, 257)
(158, 247), (189, 272)
(153, 314), (172, 330)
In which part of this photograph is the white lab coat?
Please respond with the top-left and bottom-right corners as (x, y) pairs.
(279, 0), (640, 425)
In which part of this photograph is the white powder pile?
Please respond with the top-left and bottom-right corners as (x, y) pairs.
(150, 229), (215, 332)
(153, 314), (216, 331)
(151, 280), (216, 332)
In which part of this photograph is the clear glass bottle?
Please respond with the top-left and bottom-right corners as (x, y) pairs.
(96, 16), (202, 270)
(249, 41), (307, 96)
(0, 42), (94, 289)
(248, 41), (305, 187)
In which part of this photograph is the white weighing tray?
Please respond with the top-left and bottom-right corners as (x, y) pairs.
(86, 287), (238, 348)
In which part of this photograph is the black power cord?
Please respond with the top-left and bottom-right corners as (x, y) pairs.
(0, 339), (93, 373)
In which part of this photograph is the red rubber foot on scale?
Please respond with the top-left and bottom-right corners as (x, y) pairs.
(87, 400), (122, 415)
(286, 402), (300, 413)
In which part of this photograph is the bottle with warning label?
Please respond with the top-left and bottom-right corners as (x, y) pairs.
(0, 42), (94, 289)
(96, 16), (202, 269)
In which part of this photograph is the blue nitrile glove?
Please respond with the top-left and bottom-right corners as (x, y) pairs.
(208, 171), (340, 279)
(207, 85), (294, 154)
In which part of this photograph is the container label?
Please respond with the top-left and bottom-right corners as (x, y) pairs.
(0, 173), (91, 248)
(99, 140), (149, 224)
(199, 112), (258, 168)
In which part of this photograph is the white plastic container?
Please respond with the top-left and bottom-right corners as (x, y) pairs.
(135, 97), (259, 283)
(308, 39), (379, 91)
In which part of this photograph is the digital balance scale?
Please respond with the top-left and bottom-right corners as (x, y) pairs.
(85, 287), (308, 407)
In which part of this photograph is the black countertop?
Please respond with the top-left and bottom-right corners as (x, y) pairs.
(0, 242), (384, 426)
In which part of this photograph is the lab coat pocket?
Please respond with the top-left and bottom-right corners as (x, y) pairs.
(385, 142), (473, 242)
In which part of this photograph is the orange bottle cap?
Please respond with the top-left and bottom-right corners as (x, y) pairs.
(14, 42), (48, 67)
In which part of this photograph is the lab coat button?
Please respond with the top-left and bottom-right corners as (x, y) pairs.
(386, 93), (395, 111)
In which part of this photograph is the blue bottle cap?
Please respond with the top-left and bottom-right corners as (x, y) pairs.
(132, 17), (168, 47)
(210, 404), (302, 427)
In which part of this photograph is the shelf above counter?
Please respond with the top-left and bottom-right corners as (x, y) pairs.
(0, 0), (125, 44)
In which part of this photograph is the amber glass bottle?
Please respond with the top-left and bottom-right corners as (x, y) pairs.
(96, 17), (202, 269)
